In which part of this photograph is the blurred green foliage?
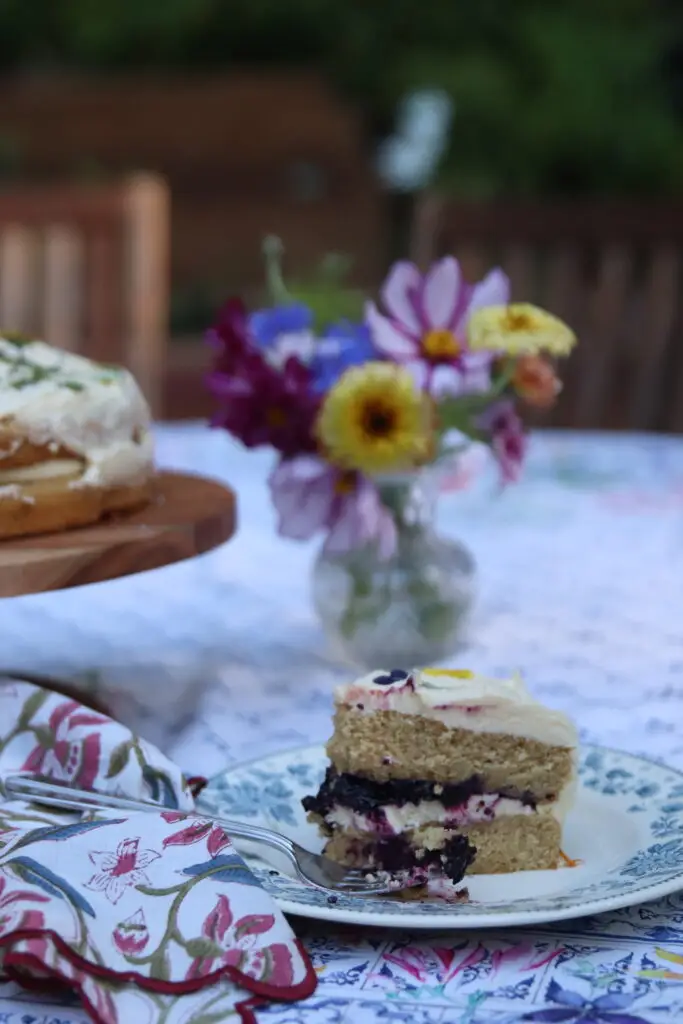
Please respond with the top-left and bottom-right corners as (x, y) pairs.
(0, 0), (680, 195)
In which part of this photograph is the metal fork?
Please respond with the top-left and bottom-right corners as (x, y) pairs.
(4, 773), (398, 897)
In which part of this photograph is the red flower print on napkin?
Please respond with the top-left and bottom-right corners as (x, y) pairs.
(112, 908), (150, 955)
(186, 894), (295, 987)
(162, 815), (230, 858)
(86, 838), (160, 904)
(21, 700), (109, 789)
(0, 873), (48, 934)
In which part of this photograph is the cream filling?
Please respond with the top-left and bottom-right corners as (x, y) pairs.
(0, 458), (83, 483)
(338, 668), (578, 747)
(327, 794), (535, 835)
(326, 781), (575, 836)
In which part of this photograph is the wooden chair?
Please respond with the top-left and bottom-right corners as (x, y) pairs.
(412, 195), (683, 432)
(0, 174), (169, 416)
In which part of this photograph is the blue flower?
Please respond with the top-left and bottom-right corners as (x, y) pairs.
(249, 302), (316, 367)
(310, 321), (378, 392)
(523, 980), (652, 1023)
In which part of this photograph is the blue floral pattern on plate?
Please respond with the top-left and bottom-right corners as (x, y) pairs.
(199, 744), (683, 929)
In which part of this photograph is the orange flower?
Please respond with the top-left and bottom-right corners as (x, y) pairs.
(512, 355), (561, 409)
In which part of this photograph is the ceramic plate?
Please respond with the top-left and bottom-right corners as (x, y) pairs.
(199, 743), (683, 929)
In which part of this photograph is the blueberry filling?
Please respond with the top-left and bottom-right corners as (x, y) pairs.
(303, 768), (540, 818)
(373, 669), (410, 686)
(356, 834), (475, 883)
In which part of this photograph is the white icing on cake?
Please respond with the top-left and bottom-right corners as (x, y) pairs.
(0, 336), (153, 490)
(336, 667), (578, 748)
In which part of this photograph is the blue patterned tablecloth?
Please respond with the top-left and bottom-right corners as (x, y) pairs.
(1, 425), (683, 1023)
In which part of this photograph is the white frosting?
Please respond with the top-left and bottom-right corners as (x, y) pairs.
(0, 337), (153, 489)
(336, 667), (578, 747)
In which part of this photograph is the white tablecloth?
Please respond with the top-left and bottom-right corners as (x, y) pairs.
(1, 423), (683, 1023)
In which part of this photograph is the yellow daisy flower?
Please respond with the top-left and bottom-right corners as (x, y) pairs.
(316, 362), (432, 475)
(468, 303), (577, 356)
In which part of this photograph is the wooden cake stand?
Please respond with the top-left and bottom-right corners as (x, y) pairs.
(0, 471), (237, 598)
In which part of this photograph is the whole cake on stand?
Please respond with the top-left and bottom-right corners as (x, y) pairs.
(0, 333), (236, 723)
(0, 334), (155, 539)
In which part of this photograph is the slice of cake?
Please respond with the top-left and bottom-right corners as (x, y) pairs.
(0, 333), (155, 539)
(303, 667), (577, 884)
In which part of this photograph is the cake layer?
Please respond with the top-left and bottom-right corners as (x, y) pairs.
(336, 667), (577, 747)
(327, 706), (575, 794)
(325, 814), (561, 875)
(0, 478), (154, 538)
(322, 831), (476, 885)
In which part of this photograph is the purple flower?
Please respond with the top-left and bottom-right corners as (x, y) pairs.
(479, 399), (527, 484)
(523, 980), (652, 1023)
(365, 257), (509, 396)
(206, 298), (320, 457)
(269, 456), (397, 558)
(310, 321), (378, 392)
(249, 302), (316, 368)
(209, 355), (320, 457)
(205, 297), (255, 379)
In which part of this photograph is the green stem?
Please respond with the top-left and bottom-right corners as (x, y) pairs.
(137, 881), (186, 898)
(126, 883), (191, 967)
(262, 235), (290, 304)
(130, 860), (243, 969)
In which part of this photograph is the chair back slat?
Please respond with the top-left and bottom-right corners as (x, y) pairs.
(43, 227), (82, 352)
(503, 243), (535, 302)
(0, 226), (38, 334)
(575, 245), (632, 428)
(630, 246), (679, 430)
(87, 230), (122, 366)
(0, 174), (169, 415)
(411, 196), (683, 430)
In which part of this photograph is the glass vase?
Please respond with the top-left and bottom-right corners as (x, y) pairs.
(311, 471), (475, 668)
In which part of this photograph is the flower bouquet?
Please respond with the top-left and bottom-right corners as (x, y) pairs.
(206, 241), (576, 666)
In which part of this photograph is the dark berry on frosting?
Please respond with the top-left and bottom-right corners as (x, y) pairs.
(374, 669), (410, 686)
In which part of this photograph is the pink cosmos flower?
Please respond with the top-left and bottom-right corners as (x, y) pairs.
(479, 400), (527, 484)
(86, 838), (160, 905)
(186, 893), (294, 986)
(112, 908), (149, 956)
(269, 456), (397, 558)
(21, 699), (109, 790)
(366, 257), (509, 396)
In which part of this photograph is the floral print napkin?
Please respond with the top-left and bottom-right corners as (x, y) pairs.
(0, 679), (317, 1024)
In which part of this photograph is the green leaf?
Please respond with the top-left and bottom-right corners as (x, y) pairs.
(184, 937), (220, 958)
(8, 855), (97, 917)
(105, 740), (132, 779)
(8, 818), (125, 854)
(32, 725), (53, 749)
(15, 689), (49, 732)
